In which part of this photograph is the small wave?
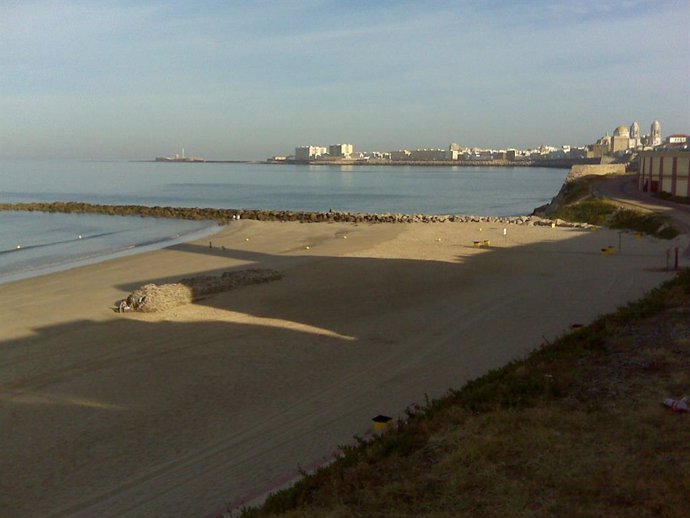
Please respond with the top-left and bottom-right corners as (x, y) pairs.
(0, 218), (220, 285)
(0, 230), (127, 255)
(133, 236), (179, 248)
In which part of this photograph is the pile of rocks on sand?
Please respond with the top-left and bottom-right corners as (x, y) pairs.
(116, 268), (282, 313)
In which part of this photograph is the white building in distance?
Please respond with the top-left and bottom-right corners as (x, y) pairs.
(295, 146), (328, 161)
(448, 143), (461, 160)
(328, 144), (354, 158)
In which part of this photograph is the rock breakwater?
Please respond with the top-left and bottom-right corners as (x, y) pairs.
(0, 202), (591, 228)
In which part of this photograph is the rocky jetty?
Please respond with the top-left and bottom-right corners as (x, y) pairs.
(0, 202), (591, 228)
(117, 268), (282, 313)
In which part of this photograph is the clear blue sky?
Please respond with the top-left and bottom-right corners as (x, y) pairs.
(1, 0), (688, 160)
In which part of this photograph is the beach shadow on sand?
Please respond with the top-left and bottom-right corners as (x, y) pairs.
(0, 225), (681, 518)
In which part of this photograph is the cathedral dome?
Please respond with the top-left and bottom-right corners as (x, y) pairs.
(613, 125), (630, 138)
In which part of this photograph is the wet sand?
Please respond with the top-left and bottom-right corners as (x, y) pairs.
(0, 220), (685, 517)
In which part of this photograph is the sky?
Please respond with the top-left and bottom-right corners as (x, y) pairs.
(1, 0), (688, 160)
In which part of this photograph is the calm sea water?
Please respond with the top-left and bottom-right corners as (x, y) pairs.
(0, 160), (567, 283)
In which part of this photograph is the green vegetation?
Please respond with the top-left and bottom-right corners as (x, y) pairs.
(552, 198), (680, 240)
(558, 176), (600, 205)
(240, 269), (690, 517)
(653, 191), (690, 206)
(609, 210), (680, 239)
(552, 198), (618, 226)
(549, 176), (681, 239)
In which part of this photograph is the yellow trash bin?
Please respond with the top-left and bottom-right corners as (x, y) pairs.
(372, 415), (393, 432)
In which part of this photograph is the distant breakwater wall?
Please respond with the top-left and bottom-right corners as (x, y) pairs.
(282, 158), (603, 169)
(0, 201), (591, 228)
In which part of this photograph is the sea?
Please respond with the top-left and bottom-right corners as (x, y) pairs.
(0, 159), (568, 284)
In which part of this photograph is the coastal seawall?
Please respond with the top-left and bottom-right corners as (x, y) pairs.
(568, 163), (627, 180)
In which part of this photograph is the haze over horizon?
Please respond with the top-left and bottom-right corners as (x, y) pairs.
(1, 0), (688, 161)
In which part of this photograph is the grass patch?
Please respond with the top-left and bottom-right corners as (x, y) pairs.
(548, 176), (684, 238)
(609, 210), (680, 239)
(552, 198), (618, 225)
(238, 269), (690, 518)
(653, 191), (690, 205)
(552, 191), (680, 239)
(560, 177), (596, 204)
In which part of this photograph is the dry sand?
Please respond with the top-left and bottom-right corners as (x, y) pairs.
(0, 220), (686, 517)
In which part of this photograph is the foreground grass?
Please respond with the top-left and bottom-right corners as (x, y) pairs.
(653, 192), (690, 206)
(240, 269), (690, 517)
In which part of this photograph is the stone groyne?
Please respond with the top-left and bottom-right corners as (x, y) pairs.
(0, 201), (591, 228)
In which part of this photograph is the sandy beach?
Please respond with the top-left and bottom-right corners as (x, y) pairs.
(0, 219), (686, 517)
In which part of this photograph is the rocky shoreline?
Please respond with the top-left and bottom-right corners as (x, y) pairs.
(0, 201), (592, 228)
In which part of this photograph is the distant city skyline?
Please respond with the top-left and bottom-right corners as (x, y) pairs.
(1, 1), (688, 161)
